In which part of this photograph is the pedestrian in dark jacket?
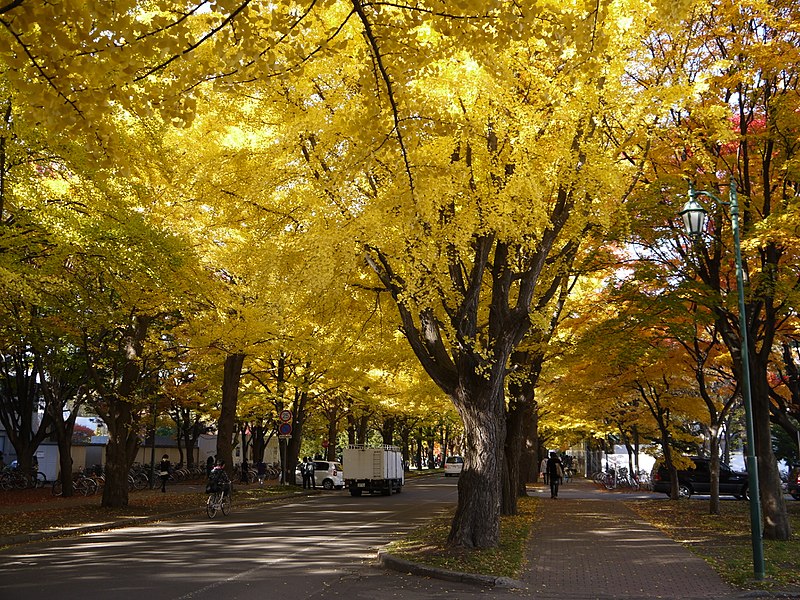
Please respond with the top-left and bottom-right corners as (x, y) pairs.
(206, 455), (215, 478)
(241, 459), (249, 483)
(159, 454), (171, 493)
(257, 460), (267, 485)
(546, 452), (564, 499)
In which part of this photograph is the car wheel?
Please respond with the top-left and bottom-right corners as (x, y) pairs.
(322, 479), (334, 490)
(741, 486), (750, 501)
(678, 483), (692, 499)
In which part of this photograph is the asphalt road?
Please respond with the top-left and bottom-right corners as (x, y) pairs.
(1, 475), (507, 600)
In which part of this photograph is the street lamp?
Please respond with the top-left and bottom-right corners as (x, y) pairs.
(679, 178), (765, 580)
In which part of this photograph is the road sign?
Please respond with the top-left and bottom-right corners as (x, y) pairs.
(278, 422), (292, 436)
(279, 410), (292, 422)
(321, 440), (329, 448)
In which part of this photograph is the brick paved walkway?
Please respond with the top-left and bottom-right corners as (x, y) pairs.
(522, 479), (739, 599)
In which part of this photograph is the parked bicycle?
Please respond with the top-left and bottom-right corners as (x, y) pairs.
(52, 472), (99, 496)
(0, 467), (47, 490)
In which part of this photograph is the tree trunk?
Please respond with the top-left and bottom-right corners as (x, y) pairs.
(381, 416), (395, 445)
(506, 351), (538, 502)
(448, 382), (506, 549)
(658, 426), (680, 501)
(101, 399), (139, 507)
(175, 430), (185, 467)
(709, 434), (721, 516)
(57, 436), (75, 497)
(751, 370), (791, 540)
(99, 315), (151, 508)
(217, 352), (245, 479)
(526, 405), (541, 483)
(326, 418), (338, 461)
(503, 395), (526, 515)
(286, 390), (309, 482)
(251, 423), (267, 464)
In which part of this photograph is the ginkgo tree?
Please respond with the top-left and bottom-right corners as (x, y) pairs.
(3, 0), (699, 547)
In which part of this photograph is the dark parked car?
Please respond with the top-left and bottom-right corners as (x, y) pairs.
(788, 465), (800, 500)
(652, 457), (749, 499)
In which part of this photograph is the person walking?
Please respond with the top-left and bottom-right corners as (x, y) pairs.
(240, 458), (249, 484)
(308, 458), (316, 489)
(257, 460), (267, 485)
(301, 457), (311, 489)
(158, 454), (171, 493)
(546, 452), (563, 499)
(540, 455), (549, 485)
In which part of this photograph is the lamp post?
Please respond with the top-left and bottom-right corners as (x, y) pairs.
(679, 179), (765, 580)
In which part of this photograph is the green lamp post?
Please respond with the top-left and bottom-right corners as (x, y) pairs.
(679, 179), (765, 581)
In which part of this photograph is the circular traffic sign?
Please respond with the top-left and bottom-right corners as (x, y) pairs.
(279, 410), (292, 422)
(278, 422), (292, 436)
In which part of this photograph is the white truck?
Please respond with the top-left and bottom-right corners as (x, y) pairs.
(342, 444), (404, 496)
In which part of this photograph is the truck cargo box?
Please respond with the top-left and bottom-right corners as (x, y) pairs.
(343, 444), (404, 496)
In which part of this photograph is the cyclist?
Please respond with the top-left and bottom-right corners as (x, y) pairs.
(207, 460), (231, 494)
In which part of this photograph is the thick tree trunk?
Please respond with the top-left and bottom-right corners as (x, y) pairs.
(217, 352), (245, 479)
(57, 437), (75, 497)
(448, 383), (506, 549)
(752, 371), (791, 540)
(101, 400), (139, 507)
(286, 391), (309, 482)
(507, 352), (538, 500)
(326, 419), (338, 461)
(381, 416), (395, 445)
(502, 397), (525, 516)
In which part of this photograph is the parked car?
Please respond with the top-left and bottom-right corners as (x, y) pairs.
(788, 465), (800, 500)
(651, 457), (749, 499)
(443, 455), (464, 477)
(294, 460), (345, 490)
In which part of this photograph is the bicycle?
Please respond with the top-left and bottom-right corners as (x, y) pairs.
(206, 485), (232, 518)
(52, 472), (99, 496)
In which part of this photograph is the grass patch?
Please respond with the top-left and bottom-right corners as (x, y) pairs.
(385, 495), (537, 579)
(628, 498), (800, 591)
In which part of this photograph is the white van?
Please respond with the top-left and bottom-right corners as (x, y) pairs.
(294, 460), (345, 489)
(444, 456), (464, 477)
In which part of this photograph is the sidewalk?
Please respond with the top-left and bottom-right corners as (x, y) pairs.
(521, 479), (739, 599)
(382, 478), (798, 600)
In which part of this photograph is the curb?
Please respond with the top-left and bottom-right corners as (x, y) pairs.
(377, 550), (528, 590)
